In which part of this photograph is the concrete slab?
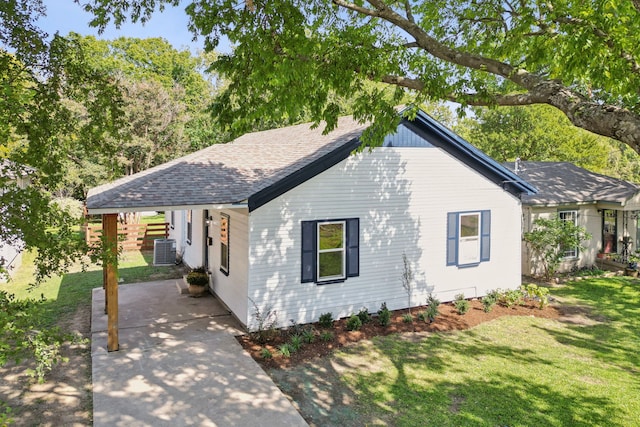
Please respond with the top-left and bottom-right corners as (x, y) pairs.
(91, 280), (308, 427)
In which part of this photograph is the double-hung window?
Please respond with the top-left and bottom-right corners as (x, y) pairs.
(220, 213), (230, 275)
(317, 221), (346, 281)
(447, 210), (491, 267)
(559, 210), (578, 258)
(301, 218), (359, 284)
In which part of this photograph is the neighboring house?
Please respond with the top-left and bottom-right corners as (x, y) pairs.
(505, 161), (640, 275)
(87, 110), (535, 330)
(0, 160), (33, 281)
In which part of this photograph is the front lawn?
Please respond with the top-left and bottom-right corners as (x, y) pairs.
(272, 278), (640, 426)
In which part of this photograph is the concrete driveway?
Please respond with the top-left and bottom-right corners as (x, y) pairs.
(91, 279), (308, 427)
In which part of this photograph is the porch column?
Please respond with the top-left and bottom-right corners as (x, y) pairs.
(102, 213), (119, 352)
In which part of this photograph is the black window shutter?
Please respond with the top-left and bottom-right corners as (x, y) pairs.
(301, 221), (316, 283)
(346, 218), (359, 277)
(481, 210), (491, 262)
(446, 212), (458, 266)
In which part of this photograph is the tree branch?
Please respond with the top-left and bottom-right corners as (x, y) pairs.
(403, 0), (415, 24)
(555, 16), (640, 75)
(332, 0), (380, 17)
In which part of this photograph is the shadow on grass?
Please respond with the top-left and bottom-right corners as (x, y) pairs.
(539, 277), (640, 372)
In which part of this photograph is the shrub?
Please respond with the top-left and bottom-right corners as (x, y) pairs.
(426, 293), (440, 308)
(186, 267), (209, 286)
(482, 295), (496, 313)
(425, 294), (440, 322)
(377, 302), (391, 327)
(522, 284), (550, 309)
(402, 313), (413, 323)
(424, 303), (439, 322)
(524, 216), (590, 280)
(278, 343), (293, 358)
(260, 347), (273, 359)
(417, 311), (427, 322)
(320, 331), (334, 342)
(301, 328), (315, 344)
(249, 298), (278, 344)
(500, 289), (524, 308)
(318, 312), (334, 328)
(357, 307), (372, 324)
(346, 314), (362, 331)
(453, 293), (470, 315)
(289, 335), (303, 351)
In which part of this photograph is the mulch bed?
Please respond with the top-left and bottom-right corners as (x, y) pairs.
(237, 299), (561, 370)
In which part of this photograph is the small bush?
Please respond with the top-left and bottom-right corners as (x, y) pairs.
(249, 298), (278, 344)
(417, 311), (427, 322)
(357, 307), (372, 324)
(427, 293), (440, 308)
(186, 267), (209, 286)
(402, 313), (413, 323)
(377, 302), (391, 327)
(523, 284), (550, 309)
(260, 347), (273, 359)
(320, 331), (334, 342)
(318, 312), (334, 328)
(481, 295), (496, 313)
(424, 303), (438, 322)
(346, 314), (362, 331)
(289, 335), (303, 351)
(423, 294), (440, 322)
(278, 343), (293, 357)
(453, 294), (470, 315)
(302, 328), (315, 343)
(500, 288), (524, 308)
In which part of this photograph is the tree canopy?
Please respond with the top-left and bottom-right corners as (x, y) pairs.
(84, 0), (640, 150)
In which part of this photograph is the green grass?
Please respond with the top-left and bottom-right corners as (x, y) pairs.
(0, 250), (183, 327)
(333, 277), (640, 426)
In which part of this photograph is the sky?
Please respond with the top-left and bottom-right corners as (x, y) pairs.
(37, 0), (226, 53)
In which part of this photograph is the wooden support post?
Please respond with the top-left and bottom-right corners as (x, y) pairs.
(103, 213), (119, 352)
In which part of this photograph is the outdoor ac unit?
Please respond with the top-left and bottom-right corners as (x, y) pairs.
(153, 239), (176, 266)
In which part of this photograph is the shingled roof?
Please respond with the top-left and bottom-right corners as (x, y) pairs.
(87, 110), (535, 214)
(504, 161), (640, 206)
(87, 116), (367, 214)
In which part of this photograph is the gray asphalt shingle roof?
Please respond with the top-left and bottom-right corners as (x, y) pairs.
(504, 161), (640, 206)
(86, 116), (368, 213)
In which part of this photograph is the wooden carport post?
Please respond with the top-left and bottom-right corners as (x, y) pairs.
(103, 213), (119, 352)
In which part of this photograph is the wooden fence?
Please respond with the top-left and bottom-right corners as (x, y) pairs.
(86, 222), (170, 251)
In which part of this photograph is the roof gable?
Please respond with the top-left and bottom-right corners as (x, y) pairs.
(86, 109), (535, 214)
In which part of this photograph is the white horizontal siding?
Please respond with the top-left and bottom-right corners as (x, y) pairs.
(246, 147), (523, 329)
(210, 209), (250, 326)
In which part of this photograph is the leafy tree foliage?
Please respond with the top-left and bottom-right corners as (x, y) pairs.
(1, 0), (124, 279)
(524, 216), (591, 280)
(84, 0), (640, 150)
(457, 105), (640, 182)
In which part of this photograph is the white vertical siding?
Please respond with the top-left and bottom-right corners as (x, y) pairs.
(246, 147), (523, 329)
(210, 209), (250, 326)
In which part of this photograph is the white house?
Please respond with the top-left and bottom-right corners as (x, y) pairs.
(505, 161), (640, 275)
(87, 110), (535, 330)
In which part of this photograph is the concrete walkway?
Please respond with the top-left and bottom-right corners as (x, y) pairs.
(91, 279), (308, 427)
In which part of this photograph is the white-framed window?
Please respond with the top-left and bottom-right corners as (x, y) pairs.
(220, 213), (230, 275)
(447, 210), (491, 267)
(301, 218), (359, 284)
(459, 212), (481, 265)
(317, 221), (346, 281)
(559, 210), (578, 258)
(186, 210), (192, 245)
